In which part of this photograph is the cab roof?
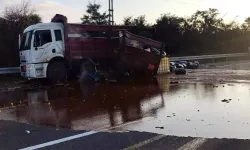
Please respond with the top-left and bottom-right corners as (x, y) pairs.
(24, 23), (63, 33)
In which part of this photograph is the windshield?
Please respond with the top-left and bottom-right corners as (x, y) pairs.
(20, 30), (33, 51)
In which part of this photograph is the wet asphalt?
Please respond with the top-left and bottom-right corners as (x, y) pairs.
(2, 62), (250, 149)
(2, 120), (250, 150)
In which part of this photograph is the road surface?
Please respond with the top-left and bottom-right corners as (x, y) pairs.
(1, 61), (250, 149)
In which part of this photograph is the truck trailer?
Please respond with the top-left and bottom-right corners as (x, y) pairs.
(19, 14), (166, 83)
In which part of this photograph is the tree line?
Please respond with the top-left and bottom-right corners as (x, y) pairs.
(0, 0), (41, 67)
(1, 1), (250, 67)
(82, 2), (250, 56)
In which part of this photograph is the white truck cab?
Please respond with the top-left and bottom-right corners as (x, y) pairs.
(19, 23), (65, 79)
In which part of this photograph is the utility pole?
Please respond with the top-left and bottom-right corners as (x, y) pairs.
(108, 0), (114, 70)
(108, 0), (114, 25)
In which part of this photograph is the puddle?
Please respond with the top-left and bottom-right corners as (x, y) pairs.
(1, 76), (250, 139)
(0, 78), (164, 130)
(120, 80), (250, 139)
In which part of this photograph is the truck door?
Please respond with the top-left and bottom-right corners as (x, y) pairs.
(53, 29), (65, 54)
(32, 30), (54, 63)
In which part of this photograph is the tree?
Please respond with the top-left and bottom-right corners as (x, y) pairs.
(123, 16), (133, 25)
(0, 0), (41, 67)
(81, 2), (109, 25)
(123, 15), (148, 28)
(154, 14), (186, 55)
(4, 0), (41, 24)
(189, 8), (224, 33)
(242, 17), (250, 31)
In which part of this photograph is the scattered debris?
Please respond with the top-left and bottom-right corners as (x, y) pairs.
(221, 99), (231, 103)
(221, 99), (228, 102)
(14, 81), (25, 84)
(201, 120), (204, 121)
(170, 81), (179, 84)
(167, 116), (171, 118)
(106, 79), (118, 83)
(25, 130), (30, 134)
(186, 119), (191, 122)
(155, 126), (164, 129)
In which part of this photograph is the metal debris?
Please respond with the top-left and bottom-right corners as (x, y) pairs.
(155, 126), (164, 129)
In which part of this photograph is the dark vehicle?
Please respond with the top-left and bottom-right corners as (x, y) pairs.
(175, 63), (185, 69)
(187, 61), (199, 69)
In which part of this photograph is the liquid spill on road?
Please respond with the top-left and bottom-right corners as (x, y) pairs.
(120, 77), (250, 139)
(0, 78), (165, 130)
(1, 76), (250, 139)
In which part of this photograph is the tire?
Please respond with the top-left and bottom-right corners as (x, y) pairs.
(47, 62), (67, 84)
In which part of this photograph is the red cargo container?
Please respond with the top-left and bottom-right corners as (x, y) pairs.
(51, 14), (165, 80)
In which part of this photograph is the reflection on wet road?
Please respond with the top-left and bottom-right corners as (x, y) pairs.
(121, 78), (250, 139)
(0, 78), (165, 131)
(1, 75), (250, 139)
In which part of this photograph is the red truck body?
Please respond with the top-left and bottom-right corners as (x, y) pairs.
(51, 14), (131, 60)
(51, 14), (164, 76)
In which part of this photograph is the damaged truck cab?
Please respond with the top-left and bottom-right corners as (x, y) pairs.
(20, 22), (65, 80)
(19, 14), (167, 83)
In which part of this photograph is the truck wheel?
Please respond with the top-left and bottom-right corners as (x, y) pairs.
(47, 62), (67, 83)
(79, 60), (96, 83)
(80, 60), (95, 73)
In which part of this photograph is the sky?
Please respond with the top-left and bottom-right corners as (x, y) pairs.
(0, 0), (250, 24)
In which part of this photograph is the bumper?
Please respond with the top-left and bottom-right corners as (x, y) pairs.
(20, 63), (48, 79)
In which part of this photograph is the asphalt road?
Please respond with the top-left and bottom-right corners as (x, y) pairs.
(2, 120), (250, 150)
(1, 61), (250, 149)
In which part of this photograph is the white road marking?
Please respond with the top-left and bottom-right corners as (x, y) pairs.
(177, 137), (207, 150)
(19, 118), (148, 150)
(123, 134), (166, 150)
(19, 131), (98, 150)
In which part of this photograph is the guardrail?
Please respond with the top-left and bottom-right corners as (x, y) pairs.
(0, 67), (20, 74)
(169, 53), (249, 61)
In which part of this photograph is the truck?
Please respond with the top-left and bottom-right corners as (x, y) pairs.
(19, 14), (166, 83)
